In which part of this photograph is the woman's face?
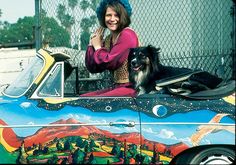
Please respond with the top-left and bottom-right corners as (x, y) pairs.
(105, 7), (120, 32)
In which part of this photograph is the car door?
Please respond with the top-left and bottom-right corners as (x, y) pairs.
(5, 61), (142, 164)
(134, 93), (235, 164)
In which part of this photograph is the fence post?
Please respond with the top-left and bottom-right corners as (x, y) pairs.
(231, 1), (236, 80)
(35, 0), (42, 50)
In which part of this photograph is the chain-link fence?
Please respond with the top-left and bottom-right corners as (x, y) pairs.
(38, 0), (235, 91)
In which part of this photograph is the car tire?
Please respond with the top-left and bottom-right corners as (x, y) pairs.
(189, 147), (235, 164)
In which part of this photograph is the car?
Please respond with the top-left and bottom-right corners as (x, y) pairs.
(0, 49), (235, 164)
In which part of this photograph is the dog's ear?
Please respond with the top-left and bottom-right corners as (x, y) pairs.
(129, 48), (134, 53)
(147, 45), (161, 73)
(128, 48), (134, 61)
(129, 48), (135, 56)
(147, 45), (161, 63)
(147, 44), (154, 49)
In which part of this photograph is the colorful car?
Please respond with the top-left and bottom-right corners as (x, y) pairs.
(0, 49), (235, 164)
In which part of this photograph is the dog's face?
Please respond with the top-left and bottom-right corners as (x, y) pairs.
(128, 45), (161, 95)
(128, 47), (151, 72)
(128, 45), (160, 73)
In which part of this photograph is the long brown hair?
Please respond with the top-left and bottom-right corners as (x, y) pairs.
(99, 2), (131, 32)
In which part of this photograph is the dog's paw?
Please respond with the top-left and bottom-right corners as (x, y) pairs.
(137, 87), (146, 96)
(137, 91), (145, 96)
(149, 90), (158, 94)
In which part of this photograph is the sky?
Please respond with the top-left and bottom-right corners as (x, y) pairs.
(0, 0), (35, 23)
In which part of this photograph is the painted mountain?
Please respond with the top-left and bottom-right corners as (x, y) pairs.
(0, 118), (189, 164)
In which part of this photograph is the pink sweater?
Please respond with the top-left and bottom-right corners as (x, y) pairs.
(85, 27), (139, 73)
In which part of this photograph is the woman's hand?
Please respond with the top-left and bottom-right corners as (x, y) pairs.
(90, 27), (105, 50)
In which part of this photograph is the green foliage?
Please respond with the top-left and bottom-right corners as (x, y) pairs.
(43, 146), (49, 154)
(82, 139), (89, 146)
(80, 17), (92, 30)
(84, 141), (91, 152)
(76, 136), (84, 148)
(56, 1), (78, 47)
(0, 145), (17, 163)
(111, 144), (121, 156)
(88, 153), (97, 164)
(67, 136), (79, 143)
(56, 4), (75, 30)
(80, 30), (90, 50)
(68, 0), (78, 10)
(41, 16), (71, 47)
(53, 0), (99, 49)
(0, 14), (70, 47)
(89, 139), (97, 149)
(56, 141), (63, 151)
(80, 0), (90, 11)
(57, 4), (66, 22)
(0, 16), (34, 43)
(72, 149), (85, 164)
(47, 154), (59, 164)
(79, 0), (98, 50)
(79, 0), (100, 12)
(90, 0), (101, 11)
(0, 133), (169, 164)
(142, 155), (151, 164)
(64, 139), (74, 151)
(128, 144), (138, 158)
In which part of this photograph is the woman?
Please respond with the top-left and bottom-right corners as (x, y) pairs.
(82, 0), (139, 97)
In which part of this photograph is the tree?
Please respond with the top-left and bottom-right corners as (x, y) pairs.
(0, 8), (2, 26)
(43, 146), (49, 154)
(82, 139), (89, 149)
(57, 4), (75, 29)
(111, 144), (121, 157)
(56, 141), (64, 151)
(53, 137), (59, 143)
(76, 136), (84, 148)
(79, 16), (97, 50)
(79, 0), (99, 50)
(0, 16), (34, 44)
(64, 139), (74, 151)
(80, 0), (89, 11)
(48, 154), (59, 164)
(0, 15), (70, 47)
(16, 141), (28, 164)
(151, 144), (160, 164)
(68, 136), (79, 143)
(72, 149), (85, 164)
(0, 21), (10, 30)
(89, 139), (97, 150)
(84, 142), (91, 153)
(54, 0), (99, 49)
(142, 155), (151, 164)
(56, 2), (75, 44)
(68, 0), (78, 11)
(90, 0), (100, 11)
(88, 153), (97, 164)
(41, 17), (71, 47)
(128, 144), (138, 158)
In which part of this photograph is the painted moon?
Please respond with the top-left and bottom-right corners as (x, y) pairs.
(152, 105), (168, 117)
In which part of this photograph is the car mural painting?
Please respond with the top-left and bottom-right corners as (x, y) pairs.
(0, 49), (235, 164)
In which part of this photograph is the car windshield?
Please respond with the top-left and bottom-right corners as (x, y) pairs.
(3, 54), (44, 97)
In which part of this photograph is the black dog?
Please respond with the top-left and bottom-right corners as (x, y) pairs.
(128, 45), (223, 96)
(128, 45), (161, 95)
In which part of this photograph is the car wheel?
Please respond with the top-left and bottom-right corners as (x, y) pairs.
(189, 147), (235, 164)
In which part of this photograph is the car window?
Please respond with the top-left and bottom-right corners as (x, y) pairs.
(37, 64), (62, 97)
